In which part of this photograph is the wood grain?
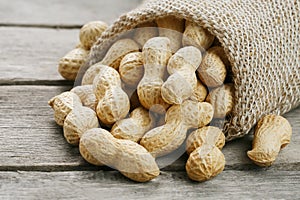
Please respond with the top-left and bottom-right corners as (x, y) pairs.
(0, 85), (299, 171)
(0, 170), (299, 199)
(0, 0), (141, 25)
(0, 27), (79, 84)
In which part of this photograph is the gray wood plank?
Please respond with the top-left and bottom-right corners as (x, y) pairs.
(0, 85), (299, 171)
(0, 170), (299, 199)
(0, 85), (86, 170)
(0, 0), (141, 26)
(0, 27), (78, 83)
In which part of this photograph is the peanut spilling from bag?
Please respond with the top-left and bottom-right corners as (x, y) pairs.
(50, 18), (293, 183)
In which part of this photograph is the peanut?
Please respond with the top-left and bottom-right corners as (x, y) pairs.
(71, 85), (97, 111)
(190, 80), (208, 102)
(119, 52), (144, 87)
(186, 126), (225, 155)
(133, 21), (158, 47)
(156, 16), (185, 52)
(137, 37), (171, 114)
(182, 21), (215, 51)
(48, 92), (82, 126)
(209, 46), (231, 67)
(79, 128), (160, 182)
(79, 139), (103, 166)
(58, 47), (89, 81)
(79, 21), (108, 50)
(93, 65), (130, 125)
(197, 46), (227, 87)
(111, 107), (155, 142)
(206, 84), (234, 118)
(140, 100), (213, 157)
(247, 115), (292, 167)
(161, 46), (202, 104)
(100, 39), (139, 69)
(63, 106), (99, 145)
(81, 62), (104, 85)
(186, 144), (225, 182)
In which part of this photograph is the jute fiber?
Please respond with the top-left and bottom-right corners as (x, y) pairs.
(87, 0), (300, 140)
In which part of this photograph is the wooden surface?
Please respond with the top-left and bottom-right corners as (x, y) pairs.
(1, 171), (299, 199)
(0, 0), (299, 199)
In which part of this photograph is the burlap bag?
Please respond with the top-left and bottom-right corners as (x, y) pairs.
(86, 0), (300, 141)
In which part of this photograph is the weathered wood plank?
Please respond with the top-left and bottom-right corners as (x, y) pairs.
(0, 85), (299, 171)
(0, 0), (141, 25)
(0, 170), (299, 199)
(0, 27), (79, 83)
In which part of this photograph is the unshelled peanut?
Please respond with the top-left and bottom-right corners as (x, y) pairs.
(111, 107), (155, 142)
(190, 80), (208, 102)
(161, 46), (202, 104)
(186, 126), (225, 155)
(71, 85), (97, 111)
(79, 21), (108, 50)
(119, 52), (144, 87)
(182, 21), (215, 51)
(100, 39), (139, 69)
(63, 106), (99, 145)
(140, 100), (213, 157)
(197, 46), (227, 87)
(247, 115), (292, 167)
(48, 92), (82, 126)
(186, 144), (225, 182)
(79, 128), (160, 182)
(81, 62), (105, 85)
(137, 37), (171, 114)
(206, 84), (234, 118)
(93, 65), (130, 125)
(58, 47), (89, 81)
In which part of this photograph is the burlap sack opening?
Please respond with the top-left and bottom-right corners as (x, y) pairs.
(86, 0), (300, 141)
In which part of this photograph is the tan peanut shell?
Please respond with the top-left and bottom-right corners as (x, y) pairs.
(71, 85), (97, 111)
(186, 126), (225, 155)
(58, 47), (89, 81)
(100, 39), (139, 69)
(156, 16), (185, 52)
(48, 92), (82, 126)
(137, 37), (172, 114)
(190, 80), (208, 102)
(79, 128), (160, 182)
(161, 46), (202, 104)
(197, 46), (227, 87)
(140, 100), (214, 157)
(186, 144), (225, 182)
(63, 106), (99, 145)
(182, 21), (215, 51)
(111, 107), (155, 142)
(133, 21), (158, 47)
(247, 115), (292, 167)
(93, 65), (130, 125)
(79, 139), (103, 166)
(209, 46), (231, 67)
(79, 21), (108, 50)
(81, 62), (106, 85)
(119, 52), (144, 87)
(206, 84), (234, 118)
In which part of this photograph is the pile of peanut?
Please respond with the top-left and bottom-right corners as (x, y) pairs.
(49, 16), (292, 182)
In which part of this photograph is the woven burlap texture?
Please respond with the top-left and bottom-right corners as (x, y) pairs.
(87, 0), (300, 141)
